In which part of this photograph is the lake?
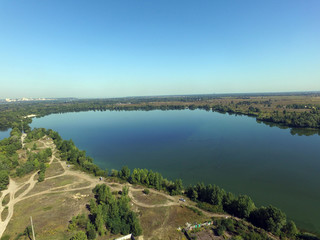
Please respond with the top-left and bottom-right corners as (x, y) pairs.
(0, 129), (11, 140)
(30, 110), (320, 233)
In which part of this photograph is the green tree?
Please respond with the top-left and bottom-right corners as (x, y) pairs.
(119, 166), (130, 180)
(231, 195), (255, 218)
(249, 205), (286, 235)
(143, 188), (150, 195)
(70, 231), (88, 240)
(122, 186), (129, 196)
(0, 170), (9, 190)
(95, 207), (105, 236)
(32, 143), (37, 150)
(282, 220), (298, 237)
(86, 221), (96, 240)
(38, 171), (45, 182)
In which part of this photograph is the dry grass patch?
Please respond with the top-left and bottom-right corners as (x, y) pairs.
(137, 205), (207, 240)
(26, 175), (79, 196)
(1, 206), (8, 221)
(131, 190), (168, 205)
(190, 228), (223, 240)
(138, 206), (169, 239)
(4, 189), (93, 240)
(71, 181), (92, 189)
(45, 161), (65, 178)
(2, 193), (10, 206)
(14, 183), (30, 198)
(13, 172), (35, 185)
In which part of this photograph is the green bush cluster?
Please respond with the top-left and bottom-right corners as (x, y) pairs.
(69, 184), (142, 239)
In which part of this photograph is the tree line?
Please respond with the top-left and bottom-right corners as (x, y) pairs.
(0, 127), (22, 190)
(185, 183), (299, 238)
(1, 97), (320, 132)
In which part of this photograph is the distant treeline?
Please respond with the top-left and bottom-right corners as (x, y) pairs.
(1, 97), (320, 132)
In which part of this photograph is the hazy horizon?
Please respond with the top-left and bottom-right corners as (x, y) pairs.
(1, 0), (320, 98)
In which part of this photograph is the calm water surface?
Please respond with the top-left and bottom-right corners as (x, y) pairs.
(30, 110), (320, 233)
(0, 129), (11, 140)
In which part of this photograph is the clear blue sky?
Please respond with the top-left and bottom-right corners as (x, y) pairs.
(0, 0), (319, 98)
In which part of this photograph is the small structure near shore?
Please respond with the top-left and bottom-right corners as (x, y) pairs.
(183, 221), (213, 231)
(114, 234), (136, 240)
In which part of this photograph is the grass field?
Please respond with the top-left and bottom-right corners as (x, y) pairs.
(131, 190), (169, 205)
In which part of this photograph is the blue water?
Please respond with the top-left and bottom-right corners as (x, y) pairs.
(0, 129), (11, 140)
(30, 110), (320, 233)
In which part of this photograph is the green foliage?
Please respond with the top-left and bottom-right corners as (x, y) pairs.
(32, 143), (37, 150)
(23, 226), (32, 239)
(0, 170), (9, 190)
(90, 184), (142, 236)
(249, 205), (286, 235)
(230, 236), (243, 240)
(143, 188), (150, 194)
(230, 195), (255, 219)
(38, 171), (45, 182)
(216, 225), (226, 236)
(0, 235), (11, 240)
(70, 231), (88, 240)
(221, 218), (235, 232)
(128, 168), (178, 195)
(196, 201), (223, 213)
(282, 220), (299, 237)
(68, 214), (89, 231)
(122, 186), (129, 196)
(119, 166), (130, 180)
(86, 221), (96, 240)
(0, 129), (24, 189)
(185, 206), (203, 216)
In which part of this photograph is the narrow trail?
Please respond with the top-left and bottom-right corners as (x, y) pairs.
(0, 135), (278, 240)
(0, 137), (56, 237)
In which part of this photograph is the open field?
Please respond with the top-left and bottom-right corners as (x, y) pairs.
(131, 189), (170, 205)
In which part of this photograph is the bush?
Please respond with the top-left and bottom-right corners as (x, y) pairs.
(0, 170), (9, 190)
(186, 206), (203, 216)
(38, 171), (45, 182)
(143, 188), (150, 194)
(70, 231), (88, 240)
(0, 235), (11, 240)
(216, 225), (226, 236)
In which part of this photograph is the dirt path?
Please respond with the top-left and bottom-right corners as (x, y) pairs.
(0, 137), (57, 237)
(20, 133), (26, 148)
